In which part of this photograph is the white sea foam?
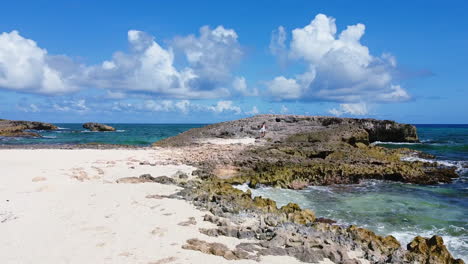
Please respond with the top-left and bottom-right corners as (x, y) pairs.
(57, 127), (69, 130)
(116, 130), (126, 132)
(234, 183), (250, 192)
(372, 141), (421, 145)
(42, 136), (57, 139)
(401, 156), (467, 173)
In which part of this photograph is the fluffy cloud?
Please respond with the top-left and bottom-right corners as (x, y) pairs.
(17, 103), (40, 112)
(208, 100), (241, 114)
(87, 27), (249, 99)
(0, 31), (79, 95)
(267, 76), (303, 100)
(280, 105), (289, 114)
(142, 100), (175, 112)
(328, 102), (368, 116)
(87, 30), (205, 98)
(173, 26), (242, 83)
(269, 26), (288, 65)
(232, 76), (258, 96)
(52, 99), (89, 112)
(0, 27), (248, 99)
(267, 14), (410, 103)
(246, 106), (259, 115)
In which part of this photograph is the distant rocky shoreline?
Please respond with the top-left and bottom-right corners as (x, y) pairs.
(0, 119), (117, 138)
(0, 119), (58, 137)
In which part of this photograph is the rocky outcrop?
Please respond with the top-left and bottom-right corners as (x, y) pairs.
(155, 115), (457, 186)
(82, 122), (116, 132)
(406, 236), (465, 264)
(154, 115), (418, 147)
(171, 177), (464, 264)
(0, 119), (58, 137)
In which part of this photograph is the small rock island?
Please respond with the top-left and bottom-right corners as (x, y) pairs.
(83, 122), (116, 132)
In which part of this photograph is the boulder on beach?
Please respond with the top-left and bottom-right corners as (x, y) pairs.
(0, 119), (58, 137)
(83, 122), (116, 132)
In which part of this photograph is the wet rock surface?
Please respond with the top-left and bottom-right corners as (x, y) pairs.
(82, 122), (116, 132)
(0, 119), (58, 137)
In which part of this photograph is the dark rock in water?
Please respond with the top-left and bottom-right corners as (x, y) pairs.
(406, 236), (465, 264)
(83, 122), (116, 132)
(315, 217), (337, 224)
(0, 119), (58, 137)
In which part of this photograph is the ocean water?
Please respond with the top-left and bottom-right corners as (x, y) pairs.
(239, 124), (468, 261)
(0, 123), (205, 146)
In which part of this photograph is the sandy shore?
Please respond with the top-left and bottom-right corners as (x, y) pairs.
(0, 148), (319, 264)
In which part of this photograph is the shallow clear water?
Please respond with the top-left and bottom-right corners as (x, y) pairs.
(242, 125), (468, 261)
(0, 123), (205, 146)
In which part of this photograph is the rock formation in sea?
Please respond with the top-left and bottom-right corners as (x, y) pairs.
(82, 122), (116, 132)
(0, 119), (58, 137)
(154, 114), (464, 263)
(155, 114), (456, 186)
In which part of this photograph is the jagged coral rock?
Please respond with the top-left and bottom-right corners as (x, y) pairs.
(406, 236), (465, 264)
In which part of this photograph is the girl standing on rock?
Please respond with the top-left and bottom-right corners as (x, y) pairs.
(260, 122), (267, 138)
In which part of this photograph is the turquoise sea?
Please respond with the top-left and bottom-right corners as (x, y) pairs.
(0, 123), (205, 146)
(1, 123), (467, 260)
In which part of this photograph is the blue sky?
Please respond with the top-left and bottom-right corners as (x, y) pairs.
(0, 0), (467, 123)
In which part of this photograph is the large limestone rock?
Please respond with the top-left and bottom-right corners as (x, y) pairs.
(154, 114), (418, 147)
(0, 119), (58, 137)
(82, 122), (116, 132)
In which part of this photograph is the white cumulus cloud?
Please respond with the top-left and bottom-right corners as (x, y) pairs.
(246, 106), (259, 115)
(208, 100), (241, 114)
(328, 102), (369, 116)
(267, 14), (410, 104)
(0, 31), (79, 95)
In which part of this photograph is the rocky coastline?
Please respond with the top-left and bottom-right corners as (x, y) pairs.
(0, 119), (57, 137)
(154, 115), (464, 263)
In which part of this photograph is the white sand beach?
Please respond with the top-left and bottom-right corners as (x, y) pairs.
(0, 148), (320, 264)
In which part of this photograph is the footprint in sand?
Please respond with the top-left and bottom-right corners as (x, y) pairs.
(36, 185), (53, 192)
(32, 177), (47, 182)
(70, 168), (90, 181)
(149, 256), (178, 264)
(91, 166), (105, 176)
(151, 227), (167, 237)
(119, 252), (133, 257)
(177, 217), (197, 226)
